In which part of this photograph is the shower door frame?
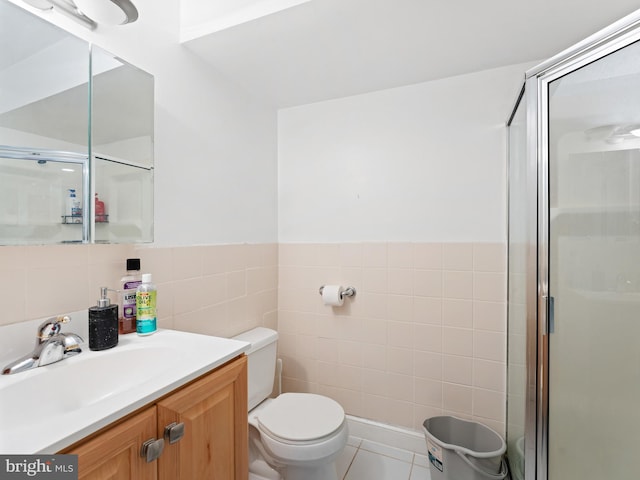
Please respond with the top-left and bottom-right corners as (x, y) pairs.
(512, 9), (640, 480)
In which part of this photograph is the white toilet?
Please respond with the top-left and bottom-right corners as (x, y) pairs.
(233, 327), (348, 480)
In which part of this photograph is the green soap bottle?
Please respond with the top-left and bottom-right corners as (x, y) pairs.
(136, 273), (157, 336)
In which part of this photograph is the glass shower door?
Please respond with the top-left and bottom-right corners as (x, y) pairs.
(547, 38), (640, 479)
(507, 89), (527, 480)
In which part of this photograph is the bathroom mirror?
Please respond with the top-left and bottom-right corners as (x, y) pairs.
(91, 46), (154, 244)
(0, 0), (154, 245)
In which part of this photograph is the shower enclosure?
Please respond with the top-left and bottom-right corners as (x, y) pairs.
(507, 10), (640, 480)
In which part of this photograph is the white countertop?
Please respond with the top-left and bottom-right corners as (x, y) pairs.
(0, 323), (249, 454)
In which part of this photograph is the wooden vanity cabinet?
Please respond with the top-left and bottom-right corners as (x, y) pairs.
(72, 406), (157, 480)
(158, 354), (248, 479)
(64, 355), (248, 480)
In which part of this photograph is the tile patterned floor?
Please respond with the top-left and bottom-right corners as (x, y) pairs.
(337, 436), (432, 480)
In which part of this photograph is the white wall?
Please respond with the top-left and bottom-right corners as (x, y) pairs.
(276, 62), (532, 433)
(278, 62), (531, 243)
(10, 0), (279, 246)
(180, 0), (311, 38)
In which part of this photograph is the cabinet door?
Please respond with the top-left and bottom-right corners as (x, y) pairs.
(157, 356), (248, 480)
(70, 406), (158, 480)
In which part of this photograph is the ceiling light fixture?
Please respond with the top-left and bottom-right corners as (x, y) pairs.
(22, 0), (53, 10)
(74, 0), (138, 25)
(22, 0), (138, 29)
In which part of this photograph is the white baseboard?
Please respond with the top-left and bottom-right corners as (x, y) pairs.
(346, 415), (428, 456)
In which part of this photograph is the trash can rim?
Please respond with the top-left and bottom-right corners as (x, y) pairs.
(422, 415), (506, 458)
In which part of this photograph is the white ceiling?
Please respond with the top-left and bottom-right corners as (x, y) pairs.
(182, 0), (640, 109)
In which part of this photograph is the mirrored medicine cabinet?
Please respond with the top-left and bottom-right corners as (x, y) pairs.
(0, 0), (154, 245)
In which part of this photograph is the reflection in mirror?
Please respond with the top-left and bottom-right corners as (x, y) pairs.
(0, 148), (86, 244)
(0, 0), (154, 245)
(94, 157), (153, 243)
(91, 47), (154, 243)
(0, 0), (90, 244)
(0, 1), (89, 152)
(91, 46), (154, 167)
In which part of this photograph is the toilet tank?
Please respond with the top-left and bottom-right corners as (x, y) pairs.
(232, 327), (278, 410)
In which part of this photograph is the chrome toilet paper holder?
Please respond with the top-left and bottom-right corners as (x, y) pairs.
(318, 285), (357, 299)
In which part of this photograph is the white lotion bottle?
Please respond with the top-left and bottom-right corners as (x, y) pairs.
(136, 273), (157, 336)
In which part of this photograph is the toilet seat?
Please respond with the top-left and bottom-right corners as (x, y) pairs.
(257, 393), (345, 444)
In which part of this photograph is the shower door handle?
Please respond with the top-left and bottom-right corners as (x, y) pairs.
(543, 295), (555, 334)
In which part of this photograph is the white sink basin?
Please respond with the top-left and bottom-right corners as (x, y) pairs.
(0, 329), (249, 454)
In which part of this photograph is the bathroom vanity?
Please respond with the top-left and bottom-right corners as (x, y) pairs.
(63, 355), (248, 479)
(0, 326), (250, 479)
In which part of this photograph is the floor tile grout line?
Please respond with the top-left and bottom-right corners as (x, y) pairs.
(357, 445), (415, 464)
(342, 445), (360, 480)
(408, 461), (415, 480)
(343, 443), (432, 480)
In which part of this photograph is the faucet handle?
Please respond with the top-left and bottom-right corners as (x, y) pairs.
(61, 333), (83, 356)
(36, 315), (71, 344)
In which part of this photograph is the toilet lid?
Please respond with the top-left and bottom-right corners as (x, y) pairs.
(257, 393), (345, 442)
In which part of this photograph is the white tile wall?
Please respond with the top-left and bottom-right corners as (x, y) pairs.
(1, 240), (506, 437)
(278, 241), (507, 434)
(0, 243), (278, 340)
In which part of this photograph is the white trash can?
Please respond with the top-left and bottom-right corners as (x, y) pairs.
(423, 416), (508, 480)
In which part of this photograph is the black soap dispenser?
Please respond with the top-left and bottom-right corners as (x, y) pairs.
(89, 287), (119, 351)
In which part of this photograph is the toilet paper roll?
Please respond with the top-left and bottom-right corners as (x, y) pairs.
(322, 285), (344, 306)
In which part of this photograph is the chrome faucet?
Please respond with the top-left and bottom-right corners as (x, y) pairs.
(2, 315), (83, 375)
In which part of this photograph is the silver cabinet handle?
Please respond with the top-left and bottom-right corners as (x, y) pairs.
(140, 438), (165, 462)
(164, 422), (185, 444)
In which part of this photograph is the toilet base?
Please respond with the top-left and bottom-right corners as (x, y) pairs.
(249, 456), (339, 480)
(282, 463), (339, 480)
(249, 423), (344, 480)
(250, 473), (280, 480)
(250, 474), (278, 480)
(249, 458), (281, 480)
